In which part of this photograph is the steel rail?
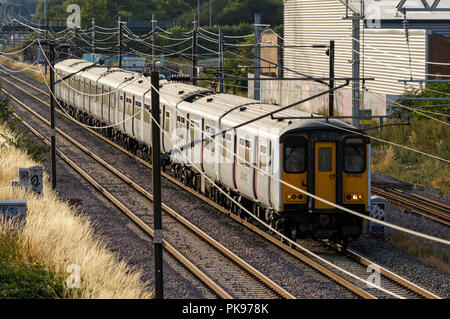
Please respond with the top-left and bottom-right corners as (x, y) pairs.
(372, 187), (450, 227)
(3, 87), (294, 300)
(343, 247), (441, 299)
(0, 73), (374, 299)
(0, 67), (441, 299)
(4, 93), (232, 299)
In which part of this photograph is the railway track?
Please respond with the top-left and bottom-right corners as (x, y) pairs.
(372, 187), (450, 227)
(0, 67), (442, 299)
(2, 86), (296, 299)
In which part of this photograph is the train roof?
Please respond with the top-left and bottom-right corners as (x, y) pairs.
(279, 118), (362, 137)
(55, 59), (361, 139)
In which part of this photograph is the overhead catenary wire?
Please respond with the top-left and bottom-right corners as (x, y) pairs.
(36, 57), (146, 130)
(37, 39), (144, 98)
(365, 88), (450, 126)
(0, 59), (39, 73)
(141, 78), (444, 298)
(23, 38), (448, 248)
(145, 78), (450, 247)
(19, 21), (448, 156)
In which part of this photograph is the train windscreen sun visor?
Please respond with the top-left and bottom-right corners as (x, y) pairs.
(283, 136), (306, 173)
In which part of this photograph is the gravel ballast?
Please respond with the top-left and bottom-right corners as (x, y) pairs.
(3, 68), (449, 299)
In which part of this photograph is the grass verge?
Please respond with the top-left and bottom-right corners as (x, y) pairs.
(370, 118), (449, 195)
(0, 225), (66, 298)
(0, 106), (152, 298)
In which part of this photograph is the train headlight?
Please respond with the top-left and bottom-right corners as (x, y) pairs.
(345, 193), (363, 201)
(287, 194), (303, 201)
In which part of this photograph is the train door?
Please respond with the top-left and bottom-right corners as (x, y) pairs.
(314, 142), (336, 209)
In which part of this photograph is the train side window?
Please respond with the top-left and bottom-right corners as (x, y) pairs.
(259, 144), (267, 171)
(143, 104), (151, 124)
(108, 89), (112, 108)
(126, 97), (133, 116)
(344, 138), (366, 173)
(134, 98), (141, 116)
(97, 86), (102, 103)
(283, 136), (306, 173)
(119, 94), (124, 112)
(222, 133), (231, 159)
(190, 121), (198, 143)
(104, 88), (110, 108)
(205, 126), (215, 154)
(238, 138), (250, 168)
(164, 111), (170, 131)
(90, 82), (95, 101)
(177, 116), (186, 139)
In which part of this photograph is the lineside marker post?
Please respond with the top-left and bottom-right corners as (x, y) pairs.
(192, 14), (198, 86)
(118, 16), (123, 68)
(254, 13), (261, 101)
(49, 41), (56, 190)
(219, 29), (224, 93)
(328, 40), (335, 117)
(151, 71), (163, 299)
(91, 17), (95, 62)
(151, 14), (156, 71)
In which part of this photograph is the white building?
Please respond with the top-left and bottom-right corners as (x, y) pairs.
(253, 0), (450, 116)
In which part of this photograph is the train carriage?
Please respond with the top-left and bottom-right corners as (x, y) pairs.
(55, 58), (371, 245)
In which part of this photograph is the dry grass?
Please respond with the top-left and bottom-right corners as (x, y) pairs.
(0, 56), (49, 83)
(388, 232), (450, 274)
(0, 124), (152, 298)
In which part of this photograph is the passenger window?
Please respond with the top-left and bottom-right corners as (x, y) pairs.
(97, 86), (101, 103)
(259, 145), (267, 171)
(164, 111), (170, 131)
(318, 148), (333, 172)
(238, 138), (251, 168)
(283, 136), (306, 173)
(134, 100), (141, 116)
(108, 90), (112, 108)
(104, 88), (110, 108)
(205, 126), (215, 154)
(177, 116), (186, 139)
(222, 133), (231, 159)
(190, 121), (196, 142)
(344, 138), (365, 173)
(90, 83), (95, 101)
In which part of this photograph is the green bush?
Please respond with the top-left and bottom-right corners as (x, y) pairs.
(0, 232), (65, 299)
(371, 118), (450, 193)
(396, 81), (450, 118)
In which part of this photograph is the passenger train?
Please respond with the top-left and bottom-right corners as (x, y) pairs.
(55, 58), (371, 245)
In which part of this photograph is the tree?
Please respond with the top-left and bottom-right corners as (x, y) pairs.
(34, 0), (283, 28)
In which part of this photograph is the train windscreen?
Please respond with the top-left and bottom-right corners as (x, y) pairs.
(344, 138), (366, 173)
(283, 136), (306, 173)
